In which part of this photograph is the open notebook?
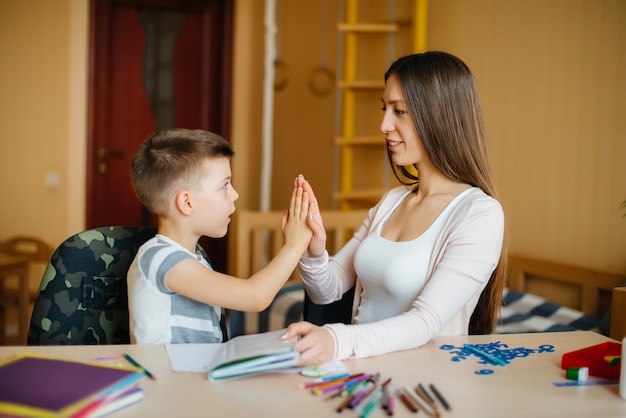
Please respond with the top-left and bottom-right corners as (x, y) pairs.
(166, 329), (300, 382)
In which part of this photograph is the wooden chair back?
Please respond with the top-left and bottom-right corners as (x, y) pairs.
(232, 209), (369, 282)
(0, 236), (53, 263)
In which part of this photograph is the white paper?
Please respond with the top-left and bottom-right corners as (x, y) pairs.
(165, 343), (222, 372)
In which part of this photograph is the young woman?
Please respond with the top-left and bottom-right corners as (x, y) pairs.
(284, 51), (507, 364)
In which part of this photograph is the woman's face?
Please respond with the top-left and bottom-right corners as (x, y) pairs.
(380, 75), (428, 167)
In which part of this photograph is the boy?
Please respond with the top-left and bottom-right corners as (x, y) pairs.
(128, 128), (312, 344)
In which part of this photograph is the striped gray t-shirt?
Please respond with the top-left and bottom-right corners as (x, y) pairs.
(128, 234), (223, 344)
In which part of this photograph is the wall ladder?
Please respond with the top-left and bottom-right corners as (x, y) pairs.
(333, 0), (427, 210)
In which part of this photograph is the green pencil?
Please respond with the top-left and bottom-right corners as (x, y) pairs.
(123, 352), (156, 380)
(463, 344), (508, 366)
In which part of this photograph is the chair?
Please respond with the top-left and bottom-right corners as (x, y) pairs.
(0, 236), (53, 343)
(610, 287), (626, 341)
(229, 209), (368, 336)
(27, 226), (157, 345)
(0, 236), (53, 263)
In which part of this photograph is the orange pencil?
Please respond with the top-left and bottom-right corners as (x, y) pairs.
(297, 372), (356, 389)
(312, 373), (367, 395)
(307, 376), (350, 392)
(398, 388), (418, 413)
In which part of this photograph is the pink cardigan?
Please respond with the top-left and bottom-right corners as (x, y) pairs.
(298, 186), (504, 360)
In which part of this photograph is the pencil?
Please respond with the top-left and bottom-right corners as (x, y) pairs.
(414, 385), (440, 417)
(305, 376), (350, 391)
(404, 385), (437, 417)
(349, 382), (375, 408)
(123, 352), (156, 380)
(398, 388), (418, 413)
(297, 372), (352, 389)
(359, 389), (383, 418)
(381, 384), (391, 410)
(386, 389), (395, 416)
(336, 393), (356, 413)
(323, 388), (344, 401)
(417, 383), (435, 404)
(429, 383), (451, 411)
(463, 343), (508, 366)
(313, 373), (371, 395)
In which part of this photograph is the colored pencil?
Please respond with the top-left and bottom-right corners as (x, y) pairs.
(463, 344), (508, 366)
(298, 372), (356, 389)
(359, 389), (383, 418)
(123, 353), (156, 380)
(553, 379), (620, 387)
(386, 389), (395, 416)
(429, 383), (451, 411)
(415, 385), (440, 417)
(305, 376), (350, 391)
(336, 393), (357, 413)
(417, 383), (435, 404)
(398, 388), (418, 413)
(313, 373), (372, 395)
(381, 381), (392, 410)
(349, 382), (375, 408)
(404, 385), (437, 417)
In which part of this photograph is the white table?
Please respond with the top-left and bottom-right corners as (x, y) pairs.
(1, 331), (624, 417)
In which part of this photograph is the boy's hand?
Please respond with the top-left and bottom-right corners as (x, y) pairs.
(294, 175), (326, 258)
(281, 179), (313, 251)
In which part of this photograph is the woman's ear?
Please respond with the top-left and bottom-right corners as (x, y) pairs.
(175, 190), (194, 215)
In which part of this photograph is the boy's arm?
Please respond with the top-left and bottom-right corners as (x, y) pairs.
(167, 185), (312, 312)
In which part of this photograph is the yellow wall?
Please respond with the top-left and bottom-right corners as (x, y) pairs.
(0, 0), (624, 276)
(0, 0), (87, 247)
(427, 0), (626, 271)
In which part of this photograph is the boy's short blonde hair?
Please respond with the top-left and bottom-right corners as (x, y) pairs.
(130, 128), (234, 216)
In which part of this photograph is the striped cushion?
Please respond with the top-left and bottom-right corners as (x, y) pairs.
(496, 288), (600, 333)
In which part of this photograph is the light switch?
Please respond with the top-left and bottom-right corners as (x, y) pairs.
(45, 171), (61, 188)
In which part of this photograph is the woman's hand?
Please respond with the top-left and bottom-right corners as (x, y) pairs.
(294, 175), (327, 258)
(282, 321), (335, 366)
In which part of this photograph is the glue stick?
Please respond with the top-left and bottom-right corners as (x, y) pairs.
(619, 337), (626, 399)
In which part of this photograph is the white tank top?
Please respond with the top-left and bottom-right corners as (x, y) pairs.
(353, 188), (473, 324)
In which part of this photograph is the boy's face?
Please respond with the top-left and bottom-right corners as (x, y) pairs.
(191, 157), (239, 238)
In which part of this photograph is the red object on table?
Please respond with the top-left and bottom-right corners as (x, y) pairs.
(561, 342), (622, 380)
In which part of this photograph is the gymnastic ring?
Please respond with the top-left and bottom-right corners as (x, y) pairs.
(308, 66), (335, 96)
(274, 59), (288, 91)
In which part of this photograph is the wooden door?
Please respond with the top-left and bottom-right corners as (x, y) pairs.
(87, 0), (233, 271)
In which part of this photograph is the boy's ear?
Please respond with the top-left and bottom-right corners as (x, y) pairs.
(175, 190), (194, 215)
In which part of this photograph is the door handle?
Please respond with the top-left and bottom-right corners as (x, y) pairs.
(96, 148), (125, 175)
(97, 148), (125, 160)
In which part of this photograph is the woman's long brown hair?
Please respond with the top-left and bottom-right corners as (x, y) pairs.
(384, 51), (507, 334)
